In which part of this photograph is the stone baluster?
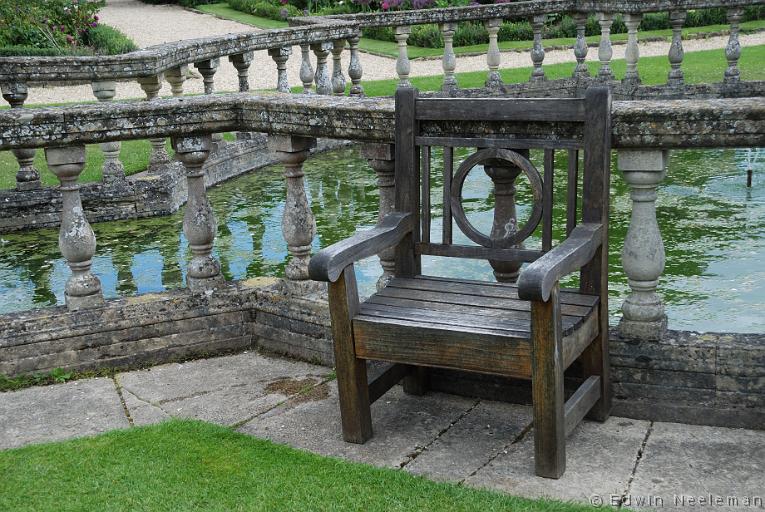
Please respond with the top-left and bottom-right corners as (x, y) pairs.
(311, 42), (332, 95)
(137, 74), (171, 173)
(618, 149), (669, 340)
(300, 44), (315, 94)
(194, 58), (219, 95)
(485, 157), (525, 283)
(485, 19), (503, 89)
(268, 47), (292, 93)
(174, 134), (224, 292)
(441, 23), (458, 93)
(229, 52), (253, 92)
(347, 34), (364, 96)
(361, 143), (396, 289)
(269, 135), (318, 281)
(572, 13), (589, 79)
(530, 15), (546, 82)
(165, 65), (187, 97)
(395, 26), (412, 89)
(194, 59), (225, 151)
(1, 83), (41, 190)
(597, 12), (614, 80)
(46, 145), (104, 310)
(623, 13), (642, 85)
(331, 39), (347, 96)
(91, 81), (126, 183)
(724, 7), (743, 83)
(667, 10), (687, 87)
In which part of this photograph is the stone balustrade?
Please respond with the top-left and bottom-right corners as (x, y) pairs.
(0, 93), (762, 342)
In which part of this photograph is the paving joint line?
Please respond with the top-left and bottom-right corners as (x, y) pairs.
(112, 376), (134, 427)
(398, 398), (482, 470)
(459, 416), (534, 485)
(618, 420), (654, 508)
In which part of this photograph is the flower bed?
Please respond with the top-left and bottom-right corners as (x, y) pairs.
(0, 0), (137, 57)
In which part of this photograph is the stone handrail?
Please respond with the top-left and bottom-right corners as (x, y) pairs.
(1, 93), (762, 150)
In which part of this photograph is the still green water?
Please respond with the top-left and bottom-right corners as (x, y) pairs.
(0, 147), (762, 332)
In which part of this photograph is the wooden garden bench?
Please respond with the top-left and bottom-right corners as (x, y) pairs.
(309, 87), (612, 478)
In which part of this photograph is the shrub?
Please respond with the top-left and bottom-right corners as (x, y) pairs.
(85, 24), (138, 54)
(228, 0), (300, 20)
(138, 0), (217, 6)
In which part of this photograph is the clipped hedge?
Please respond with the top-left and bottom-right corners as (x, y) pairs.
(138, 0), (218, 6)
(228, 0), (301, 19)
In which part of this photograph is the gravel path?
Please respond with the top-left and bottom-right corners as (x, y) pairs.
(25, 0), (765, 104)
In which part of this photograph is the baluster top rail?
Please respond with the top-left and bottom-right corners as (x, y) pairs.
(0, 93), (762, 150)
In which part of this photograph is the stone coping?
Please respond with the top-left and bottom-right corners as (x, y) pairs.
(0, 91), (763, 151)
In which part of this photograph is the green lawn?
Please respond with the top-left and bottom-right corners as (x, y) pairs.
(196, 3), (765, 59)
(0, 419), (602, 512)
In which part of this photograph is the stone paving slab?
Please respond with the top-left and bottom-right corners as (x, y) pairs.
(117, 351), (331, 427)
(0, 378), (129, 449)
(239, 382), (478, 468)
(465, 417), (651, 503)
(629, 422), (765, 511)
(405, 400), (532, 482)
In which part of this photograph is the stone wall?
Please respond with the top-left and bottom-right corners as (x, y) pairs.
(0, 281), (761, 430)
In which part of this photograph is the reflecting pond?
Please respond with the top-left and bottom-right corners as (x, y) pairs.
(0, 146), (763, 333)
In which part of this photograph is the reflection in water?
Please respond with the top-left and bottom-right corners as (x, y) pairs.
(0, 147), (762, 333)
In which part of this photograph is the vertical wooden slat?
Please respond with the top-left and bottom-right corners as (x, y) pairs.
(531, 283), (565, 478)
(579, 86), (613, 422)
(542, 149), (555, 252)
(421, 145), (431, 245)
(328, 264), (372, 443)
(442, 146), (453, 245)
(394, 87), (421, 277)
(566, 149), (579, 237)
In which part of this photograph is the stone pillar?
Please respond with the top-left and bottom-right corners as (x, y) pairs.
(137, 74), (171, 173)
(724, 7), (743, 83)
(229, 52), (253, 92)
(268, 46), (292, 93)
(269, 135), (318, 281)
(361, 143), (396, 289)
(485, 157), (524, 283)
(331, 39), (347, 96)
(441, 23), (458, 93)
(597, 12), (614, 81)
(623, 13), (642, 85)
(395, 26), (412, 89)
(347, 34), (364, 97)
(572, 13), (589, 79)
(300, 44), (315, 94)
(46, 145), (104, 311)
(194, 59), (225, 151)
(1, 83), (41, 190)
(311, 42), (332, 95)
(530, 15), (546, 82)
(165, 65), (187, 97)
(174, 134), (224, 292)
(618, 149), (669, 340)
(91, 81), (126, 183)
(485, 19), (503, 89)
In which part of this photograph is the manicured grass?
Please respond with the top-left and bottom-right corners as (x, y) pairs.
(197, 2), (289, 29)
(0, 419), (603, 512)
(195, 3), (765, 59)
(348, 43), (765, 97)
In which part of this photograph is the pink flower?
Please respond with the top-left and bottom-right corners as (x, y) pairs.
(94, 14), (99, 21)
(381, 0), (389, 9)
(280, 0), (288, 5)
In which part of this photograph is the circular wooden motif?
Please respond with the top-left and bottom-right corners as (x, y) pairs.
(450, 148), (543, 248)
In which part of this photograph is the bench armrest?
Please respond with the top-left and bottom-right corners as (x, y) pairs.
(309, 212), (414, 283)
(517, 223), (603, 302)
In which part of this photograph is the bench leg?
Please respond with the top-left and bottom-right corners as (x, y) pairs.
(328, 266), (373, 444)
(402, 366), (428, 395)
(531, 284), (566, 479)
